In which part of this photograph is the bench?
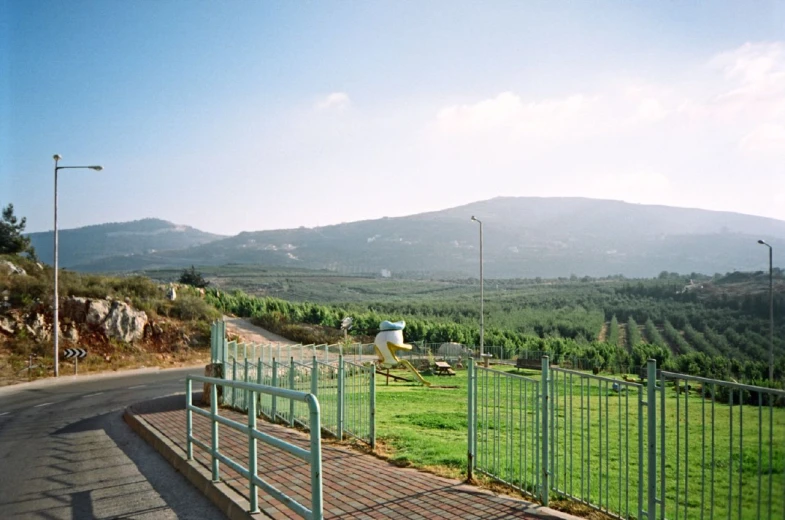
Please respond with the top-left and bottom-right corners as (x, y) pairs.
(516, 358), (542, 371)
(434, 361), (456, 376)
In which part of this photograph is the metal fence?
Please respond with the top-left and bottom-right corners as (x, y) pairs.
(210, 322), (375, 447)
(659, 371), (785, 520)
(186, 375), (323, 520)
(468, 357), (785, 520)
(550, 364), (651, 519)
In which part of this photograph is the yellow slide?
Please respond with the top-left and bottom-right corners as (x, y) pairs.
(399, 359), (432, 387)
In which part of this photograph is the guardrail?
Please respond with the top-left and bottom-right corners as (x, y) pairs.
(186, 375), (323, 520)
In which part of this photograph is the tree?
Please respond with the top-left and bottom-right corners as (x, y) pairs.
(179, 265), (210, 288)
(0, 204), (36, 259)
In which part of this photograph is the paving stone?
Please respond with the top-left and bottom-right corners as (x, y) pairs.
(130, 400), (579, 519)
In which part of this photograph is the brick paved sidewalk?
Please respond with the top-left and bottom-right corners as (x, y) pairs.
(129, 395), (580, 520)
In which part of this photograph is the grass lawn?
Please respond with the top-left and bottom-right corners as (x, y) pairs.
(371, 364), (785, 520)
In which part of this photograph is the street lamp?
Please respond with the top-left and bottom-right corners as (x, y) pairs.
(758, 239), (774, 381)
(53, 154), (103, 377)
(471, 216), (484, 360)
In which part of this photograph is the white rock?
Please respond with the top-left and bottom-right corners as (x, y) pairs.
(1, 260), (26, 276)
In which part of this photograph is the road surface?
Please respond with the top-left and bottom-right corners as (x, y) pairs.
(0, 367), (225, 519)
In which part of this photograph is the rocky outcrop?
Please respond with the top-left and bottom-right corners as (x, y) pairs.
(1, 296), (148, 344)
(1, 260), (26, 276)
(25, 313), (50, 341)
(63, 296), (148, 343)
(62, 296), (89, 323)
(0, 315), (15, 335)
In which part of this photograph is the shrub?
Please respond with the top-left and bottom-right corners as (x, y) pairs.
(170, 294), (221, 322)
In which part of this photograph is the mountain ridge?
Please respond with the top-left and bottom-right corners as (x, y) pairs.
(38, 198), (785, 278)
(27, 218), (226, 267)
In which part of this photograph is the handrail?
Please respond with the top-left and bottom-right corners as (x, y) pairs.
(186, 375), (323, 520)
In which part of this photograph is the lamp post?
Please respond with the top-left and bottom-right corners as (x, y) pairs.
(471, 216), (484, 360)
(758, 239), (774, 381)
(53, 154), (103, 377)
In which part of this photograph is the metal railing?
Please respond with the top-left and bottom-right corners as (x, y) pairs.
(219, 354), (376, 447)
(469, 358), (785, 520)
(185, 375), (323, 520)
(550, 363), (651, 519)
(468, 357), (545, 499)
(658, 371), (785, 520)
(342, 358), (376, 445)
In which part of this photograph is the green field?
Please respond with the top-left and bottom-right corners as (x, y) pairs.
(371, 365), (785, 520)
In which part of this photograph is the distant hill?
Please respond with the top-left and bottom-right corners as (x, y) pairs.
(27, 218), (225, 267)
(59, 198), (785, 278)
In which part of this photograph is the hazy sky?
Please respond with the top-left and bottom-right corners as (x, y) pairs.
(2, 1), (784, 235)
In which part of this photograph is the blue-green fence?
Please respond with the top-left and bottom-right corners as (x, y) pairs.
(468, 357), (785, 520)
(186, 375), (323, 519)
(210, 321), (375, 447)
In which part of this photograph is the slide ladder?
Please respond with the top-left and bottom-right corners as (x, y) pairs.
(399, 359), (431, 387)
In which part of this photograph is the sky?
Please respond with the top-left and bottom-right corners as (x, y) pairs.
(1, 1), (784, 236)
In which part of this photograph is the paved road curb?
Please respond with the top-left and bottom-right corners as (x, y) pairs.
(124, 406), (257, 520)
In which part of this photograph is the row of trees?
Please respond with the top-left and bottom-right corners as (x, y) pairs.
(206, 288), (784, 383)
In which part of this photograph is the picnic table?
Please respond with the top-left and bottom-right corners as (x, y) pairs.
(434, 361), (456, 376)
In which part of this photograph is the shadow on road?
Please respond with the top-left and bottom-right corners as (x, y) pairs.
(0, 394), (221, 519)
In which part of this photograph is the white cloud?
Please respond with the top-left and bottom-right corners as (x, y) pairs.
(740, 123), (785, 153)
(637, 98), (668, 122)
(710, 42), (785, 87)
(684, 42), (785, 122)
(435, 91), (596, 138)
(315, 92), (351, 111)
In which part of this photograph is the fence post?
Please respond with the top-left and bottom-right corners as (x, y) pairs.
(311, 356), (318, 397)
(541, 355), (550, 506)
(210, 382), (220, 481)
(370, 362), (376, 450)
(337, 355), (345, 441)
(272, 358), (278, 420)
(248, 385), (259, 513)
(307, 394), (324, 520)
(467, 357), (475, 480)
(186, 378), (193, 460)
(257, 358), (263, 414)
(244, 358), (250, 412)
(231, 358), (237, 409)
(647, 359), (657, 520)
(210, 322), (215, 363)
(289, 358), (296, 427)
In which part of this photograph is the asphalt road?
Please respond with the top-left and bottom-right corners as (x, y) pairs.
(0, 367), (226, 519)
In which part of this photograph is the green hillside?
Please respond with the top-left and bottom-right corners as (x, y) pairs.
(65, 197), (785, 278)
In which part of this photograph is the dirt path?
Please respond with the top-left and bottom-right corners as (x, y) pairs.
(223, 316), (297, 345)
(597, 321), (608, 342)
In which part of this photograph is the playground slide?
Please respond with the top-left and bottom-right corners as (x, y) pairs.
(399, 359), (431, 387)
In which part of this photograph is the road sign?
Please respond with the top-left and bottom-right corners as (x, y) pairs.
(62, 348), (87, 360)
